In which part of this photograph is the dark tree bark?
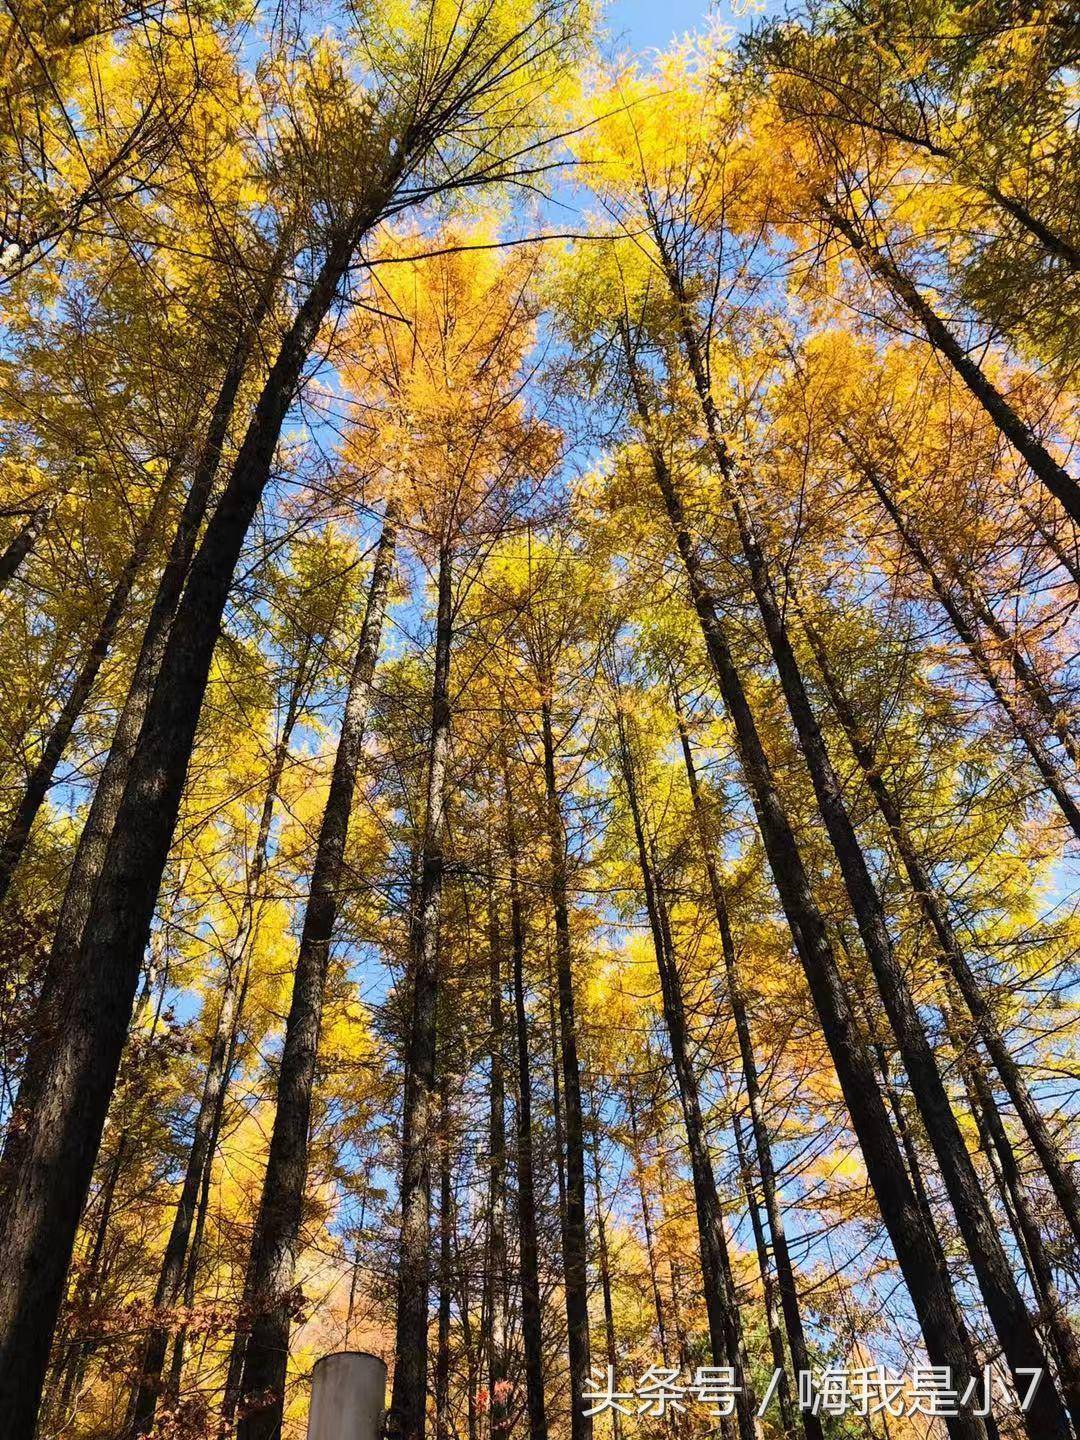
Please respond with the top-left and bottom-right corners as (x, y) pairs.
(614, 711), (754, 1440)
(435, 1077), (452, 1440)
(820, 193), (1080, 525)
(587, 1092), (620, 1440)
(539, 694), (592, 1440)
(659, 253), (1069, 1438)
(947, 1006), (1080, 1430)
(1020, 504), (1080, 588)
(0, 309), (269, 1208)
(233, 505), (396, 1440)
(0, 236), (367, 1414)
(506, 769), (548, 1440)
(131, 659), (306, 1435)
(486, 865), (509, 1440)
(625, 1085), (670, 1368)
(0, 491), (60, 594)
(0, 463), (176, 906)
(673, 695), (819, 1440)
(797, 596), (1080, 1250)
(622, 320), (989, 1440)
(854, 453), (1080, 841)
(731, 1116), (797, 1440)
(387, 542), (454, 1440)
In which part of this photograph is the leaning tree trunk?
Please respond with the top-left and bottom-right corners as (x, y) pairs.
(614, 712), (754, 1440)
(0, 206), (383, 1440)
(673, 694), (821, 1440)
(387, 541), (454, 1440)
(539, 692), (592, 1440)
(621, 319), (989, 1440)
(945, 550), (1080, 765)
(852, 451), (1080, 842)
(0, 462), (177, 906)
(233, 506), (396, 1440)
(661, 254), (1070, 1440)
(131, 655), (307, 1435)
(819, 193), (1080, 526)
(0, 489), (63, 594)
(506, 767), (548, 1440)
(796, 594), (1080, 1246)
(946, 1004), (1080, 1430)
(0, 241), (289, 1225)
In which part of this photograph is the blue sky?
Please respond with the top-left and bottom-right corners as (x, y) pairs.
(608, 0), (748, 52)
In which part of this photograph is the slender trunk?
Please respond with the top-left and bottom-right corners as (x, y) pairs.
(486, 866), (509, 1440)
(947, 559), (1080, 765)
(49, 1127), (128, 1429)
(435, 1078), (452, 1440)
(622, 319), (988, 1440)
(547, 955), (567, 1224)
(1020, 504), (1080, 588)
(820, 194), (1080, 525)
(455, 1224), (480, 1440)
(614, 712), (753, 1440)
(539, 696), (592, 1440)
(169, 1006), (234, 1397)
(0, 318), (261, 1205)
(506, 771), (548, 1440)
(0, 464), (176, 905)
(858, 454), (1080, 839)
(625, 1086), (669, 1367)
(0, 492), (59, 593)
(654, 1150), (690, 1372)
(587, 1097), (620, 1440)
(732, 1116), (796, 1440)
(0, 224), (363, 1409)
(673, 695), (820, 1440)
(132, 663), (305, 1435)
(945, 1006), (1080, 1430)
(387, 542), (453, 1440)
(798, 595), (1080, 1245)
(662, 263), (1069, 1438)
(234, 507), (396, 1440)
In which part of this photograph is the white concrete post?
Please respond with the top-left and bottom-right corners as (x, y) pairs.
(307, 1351), (387, 1440)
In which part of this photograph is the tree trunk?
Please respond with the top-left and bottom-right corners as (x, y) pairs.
(673, 695), (818, 1440)
(1020, 504), (1080, 588)
(732, 1116), (796, 1440)
(486, 864), (509, 1440)
(797, 593), (1080, 1245)
(131, 658), (306, 1435)
(587, 1096), (620, 1440)
(625, 1086), (670, 1368)
(506, 768), (548, 1440)
(0, 302), (267, 1205)
(233, 505), (396, 1440)
(435, 1077), (452, 1440)
(663, 263), (1069, 1439)
(614, 711), (754, 1440)
(622, 319), (989, 1440)
(539, 694), (592, 1440)
(387, 541), (453, 1440)
(861, 454), (1080, 838)
(819, 193), (1080, 525)
(0, 462), (176, 906)
(0, 492), (59, 594)
(0, 225), (363, 1415)
(947, 1007), (1080, 1430)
